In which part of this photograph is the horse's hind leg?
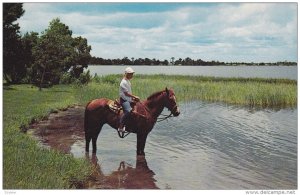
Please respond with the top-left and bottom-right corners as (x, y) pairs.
(92, 124), (104, 154)
(85, 132), (92, 153)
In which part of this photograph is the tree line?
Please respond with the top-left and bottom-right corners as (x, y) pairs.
(90, 57), (169, 66)
(3, 3), (91, 90)
(90, 56), (297, 66)
(90, 56), (227, 66)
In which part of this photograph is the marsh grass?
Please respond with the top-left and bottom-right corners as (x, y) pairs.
(88, 74), (297, 108)
(3, 75), (297, 189)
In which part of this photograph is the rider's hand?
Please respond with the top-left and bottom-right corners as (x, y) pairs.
(134, 96), (140, 102)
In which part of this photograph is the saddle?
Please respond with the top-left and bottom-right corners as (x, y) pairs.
(108, 99), (123, 114)
(108, 99), (139, 115)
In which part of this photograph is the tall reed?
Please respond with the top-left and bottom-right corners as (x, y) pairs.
(85, 74), (297, 108)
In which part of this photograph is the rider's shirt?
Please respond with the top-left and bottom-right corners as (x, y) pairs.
(119, 78), (132, 102)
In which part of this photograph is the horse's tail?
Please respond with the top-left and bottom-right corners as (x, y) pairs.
(84, 101), (91, 132)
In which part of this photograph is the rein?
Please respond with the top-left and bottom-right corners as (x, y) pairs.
(143, 103), (174, 122)
(116, 110), (174, 139)
(116, 111), (173, 139)
(157, 113), (173, 122)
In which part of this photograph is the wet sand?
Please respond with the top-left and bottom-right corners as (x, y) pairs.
(29, 106), (85, 154)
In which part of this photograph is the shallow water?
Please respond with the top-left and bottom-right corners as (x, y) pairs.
(31, 102), (297, 189)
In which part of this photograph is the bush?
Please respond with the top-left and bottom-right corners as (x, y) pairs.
(100, 74), (120, 84)
(77, 70), (91, 85)
(60, 72), (76, 84)
(91, 74), (120, 85)
(60, 70), (91, 85)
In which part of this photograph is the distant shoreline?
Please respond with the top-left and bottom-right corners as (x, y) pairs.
(89, 63), (297, 66)
(90, 56), (297, 66)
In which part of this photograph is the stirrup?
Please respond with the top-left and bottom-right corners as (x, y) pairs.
(118, 126), (126, 133)
(117, 127), (130, 139)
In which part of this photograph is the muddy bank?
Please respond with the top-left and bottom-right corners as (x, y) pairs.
(29, 105), (86, 154)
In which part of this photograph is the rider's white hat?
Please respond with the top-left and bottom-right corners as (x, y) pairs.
(125, 67), (135, 74)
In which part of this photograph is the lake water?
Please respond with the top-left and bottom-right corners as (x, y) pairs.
(70, 101), (297, 189)
(88, 65), (297, 80)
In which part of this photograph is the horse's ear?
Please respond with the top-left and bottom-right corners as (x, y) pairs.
(165, 87), (169, 95)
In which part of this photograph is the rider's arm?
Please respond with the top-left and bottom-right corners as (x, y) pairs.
(124, 91), (140, 101)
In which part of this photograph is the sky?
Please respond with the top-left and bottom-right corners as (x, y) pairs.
(17, 2), (298, 63)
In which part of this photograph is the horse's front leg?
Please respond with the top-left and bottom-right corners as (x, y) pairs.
(137, 133), (148, 156)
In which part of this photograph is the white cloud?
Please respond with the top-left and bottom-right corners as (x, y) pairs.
(17, 3), (297, 62)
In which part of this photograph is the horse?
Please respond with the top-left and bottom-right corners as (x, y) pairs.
(84, 88), (180, 156)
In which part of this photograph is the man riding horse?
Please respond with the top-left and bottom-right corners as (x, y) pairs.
(118, 67), (140, 133)
(84, 67), (180, 155)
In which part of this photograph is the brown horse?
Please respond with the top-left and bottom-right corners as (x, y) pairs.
(84, 88), (180, 155)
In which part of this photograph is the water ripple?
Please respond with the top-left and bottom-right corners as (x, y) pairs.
(147, 101), (297, 189)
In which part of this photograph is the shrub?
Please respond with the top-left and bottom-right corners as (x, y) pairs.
(77, 70), (91, 85)
(60, 72), (76, 84)
(60, 70), (91, 85)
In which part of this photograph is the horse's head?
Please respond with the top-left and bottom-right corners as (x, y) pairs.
(164, 88), (180, 117)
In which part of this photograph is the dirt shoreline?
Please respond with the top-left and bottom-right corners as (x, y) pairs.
(28, 105), (85, 154)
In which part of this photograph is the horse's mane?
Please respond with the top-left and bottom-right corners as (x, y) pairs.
(147, 90), (165, 101)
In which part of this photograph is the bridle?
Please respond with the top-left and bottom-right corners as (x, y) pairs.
(157, 93), (178, 122)
(157, 112), (173, 122)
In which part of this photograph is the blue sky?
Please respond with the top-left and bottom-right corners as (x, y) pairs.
(18, 2), (297, 62)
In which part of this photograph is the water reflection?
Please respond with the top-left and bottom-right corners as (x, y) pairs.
(85, 154), (158, 189)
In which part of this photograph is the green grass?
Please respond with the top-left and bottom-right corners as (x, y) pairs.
(88, 74), (297, 108)
(3, 75), (297, 189)
(3, 85), (92, 189)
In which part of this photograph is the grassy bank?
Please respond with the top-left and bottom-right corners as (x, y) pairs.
(3, 75), (297, 188)
(3, 85), (92, 189)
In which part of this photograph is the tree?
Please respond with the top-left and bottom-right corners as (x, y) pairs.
(170, 57), (175, 65)
(32, 18), (76, 90)
(184, 57), (193, 65)
(21, 32), (39, 82)
(162, 60), (169, 65)
(134, 58), (144, 65)
(3, 3), (25, 84)
(144, 58), (151, 65)
(70, 36), (91, 78)
(121, 57), (131, 65)
(175, 58), (183, 65)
